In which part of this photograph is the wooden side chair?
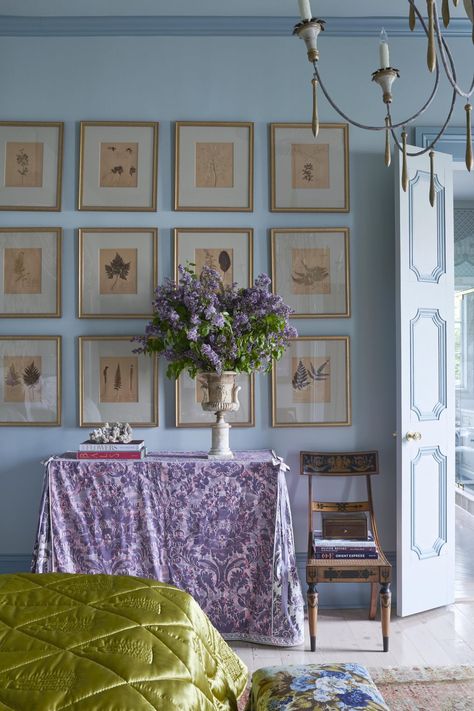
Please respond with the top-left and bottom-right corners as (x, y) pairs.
(301, 450), (392, 652)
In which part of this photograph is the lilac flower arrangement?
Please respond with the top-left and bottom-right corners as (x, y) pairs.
(135, 264), (297, 378)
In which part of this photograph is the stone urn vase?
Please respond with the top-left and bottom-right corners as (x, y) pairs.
(199, 372), (241, 459)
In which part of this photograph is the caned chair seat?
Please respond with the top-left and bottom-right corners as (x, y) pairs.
(301, 450), (392, 653)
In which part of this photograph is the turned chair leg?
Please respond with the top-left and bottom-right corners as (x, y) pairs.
(380, 583), (391, 652)
(369, 582), (378, 620)
(307, 583), (319, 652)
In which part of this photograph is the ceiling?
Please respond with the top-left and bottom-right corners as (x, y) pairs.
(0, 0), (468, 17)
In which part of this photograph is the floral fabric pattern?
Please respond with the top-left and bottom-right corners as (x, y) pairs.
(251, 664), (389, 710)
(32, 450), (304, 647)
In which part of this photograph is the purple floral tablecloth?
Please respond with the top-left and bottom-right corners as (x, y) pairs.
(32, 449), (304, 646)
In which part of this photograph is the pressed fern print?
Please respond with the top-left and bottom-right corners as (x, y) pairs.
(99, 356), (138, 404)
(3, 355), (42, 402)
(291, 356), (330, 404)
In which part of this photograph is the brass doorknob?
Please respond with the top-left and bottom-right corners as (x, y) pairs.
(406, 431), (422, 441)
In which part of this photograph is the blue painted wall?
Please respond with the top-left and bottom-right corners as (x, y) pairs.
(0, 30), (470, 604)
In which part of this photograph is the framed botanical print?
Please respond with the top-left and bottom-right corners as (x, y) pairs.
(174, 228), (253, 286)
(270, 228), (350, 318)
(0, 336), (61, 426)
(0, 228), (61, 317)
(78, 121), (159, 211)
(0, 122), (63, 211)
(79, 336), (158, 427)
(175, 122), (254, 211)
(270, 123), (349, 212)
(176, 372), (254, 427)
(272, 336), (351, 427)
(78, 228), (157, 318)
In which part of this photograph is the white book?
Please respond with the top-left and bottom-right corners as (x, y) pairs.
(313, 530), (375, 548)
(79, 440), (145, 452)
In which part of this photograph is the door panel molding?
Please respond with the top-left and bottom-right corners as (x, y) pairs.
(410, 446), (447, 560)
(409, 170), (446, 283)
(410, 308), (447, 421)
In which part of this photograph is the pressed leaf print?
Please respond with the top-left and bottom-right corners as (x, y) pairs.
(290, 247), (330, 295)
(3, 355), (42, 403)
(4, 248), (42, 295)
(194, 247), (233, 287)
(291, 356), (330, 404)
(292, 360), (310, 391)
(195, 142), (234, 188)
(114, 364), (122, 394)
(23, 361), (41, 389)
(4, 362), (20, 388)
(5, 142), (44, 187)
(291, 143), (330, 190)
(105, 252), (131, 290)
(100, 356), (138, 403)
(99, 248), (138, 295)
(99, 142), (138, 188)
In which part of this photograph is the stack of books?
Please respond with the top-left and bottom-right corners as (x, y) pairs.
(74, 440), (146, 460)
(312, 531), (378, 560)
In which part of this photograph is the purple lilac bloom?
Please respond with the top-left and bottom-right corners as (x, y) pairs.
(136, 264), (297, 379)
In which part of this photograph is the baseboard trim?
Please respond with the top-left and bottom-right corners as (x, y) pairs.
(0, 551), (397, 609)
(0, 555), (32, 574)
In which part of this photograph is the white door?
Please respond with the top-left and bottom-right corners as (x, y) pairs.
(395, 147), (454, 617)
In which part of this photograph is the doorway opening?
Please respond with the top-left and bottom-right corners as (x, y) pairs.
(454, 199), (474, 601)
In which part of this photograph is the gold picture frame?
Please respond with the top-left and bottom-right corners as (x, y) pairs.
(175, 121), (254, 211)
(270, 123), (350, 212)
(0, 335), (61, 426)
(0, 227), (62, 318)
(270, 228), (350, 318)
(0, 122), (63, 211)
(176, 372), (255, 428)
(174, 227), (253, 286)
(79, 336), (158, 427)
(272, 336), (351, 427)
(78, 121), (159, 211)
(78, 227), (158, 319)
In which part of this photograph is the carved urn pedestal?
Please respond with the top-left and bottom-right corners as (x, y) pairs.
(199, 372), (241, 459)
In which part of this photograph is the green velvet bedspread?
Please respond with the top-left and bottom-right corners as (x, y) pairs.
(0, 573), (248, 710)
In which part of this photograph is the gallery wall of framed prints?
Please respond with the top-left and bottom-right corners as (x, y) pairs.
(0, 115), (352, 432)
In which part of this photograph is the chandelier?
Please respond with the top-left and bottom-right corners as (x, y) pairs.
(293, 0), (474, 205)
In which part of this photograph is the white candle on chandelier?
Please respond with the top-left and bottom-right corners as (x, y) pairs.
(298, 0), (313, 22)
(379, 28), (390, 68)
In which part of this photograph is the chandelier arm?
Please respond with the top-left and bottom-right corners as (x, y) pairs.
(387, 85), (457, 157)
(432, 1), (474, 98)
(313, 63), (440, 131)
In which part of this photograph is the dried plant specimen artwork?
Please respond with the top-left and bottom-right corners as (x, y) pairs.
(99, 248), (138, 294)
(291, 356), (331, 403)
(291, 143), (329, 190)
(3, 355), (42, 402)
(194, 248), (233, 286)
(4, 248), (42, 294)
(99, 143), (138, 188)
(5, 142), (44, 188)
(99, 356), (138, 403)
(195, 142), (234, 188)
(290, 247), (330, 294)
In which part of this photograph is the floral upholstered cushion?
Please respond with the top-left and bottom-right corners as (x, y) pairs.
(251, 663), (389, 710)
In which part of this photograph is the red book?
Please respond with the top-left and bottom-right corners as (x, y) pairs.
(75, 450), (145, 460)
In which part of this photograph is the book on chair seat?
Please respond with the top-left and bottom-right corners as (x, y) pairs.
(312, 530), (377, 559)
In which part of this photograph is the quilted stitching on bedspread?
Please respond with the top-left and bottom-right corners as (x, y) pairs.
(0, 573), (248, 710)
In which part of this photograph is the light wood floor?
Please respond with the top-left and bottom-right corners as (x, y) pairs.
(230, 602), (474, 674)
(230, 506), (474, 675)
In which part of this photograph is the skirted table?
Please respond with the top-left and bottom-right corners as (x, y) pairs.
(32, 450), (304, 647)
